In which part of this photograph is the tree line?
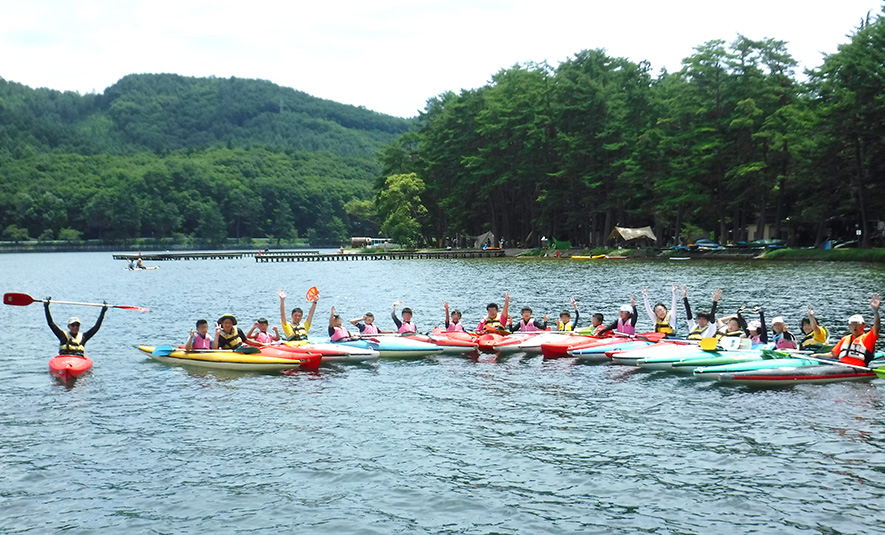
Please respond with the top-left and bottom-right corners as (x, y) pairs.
(376, 10), (885, 248)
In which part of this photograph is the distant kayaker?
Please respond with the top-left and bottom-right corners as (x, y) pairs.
(185, 319), (212, 350)
(44, 297), (108, 356)
(247, 318), (280, 344)
(556, 298), (580, 331)
(279, 289), (319, 343)
(509, 305), (547, 332)
(443, 302), (467, 332)
(683, 286), (720, 339)
(136, 257), (145, 269)
(350, 312), (381, 335)
(329, 306), (353, 342)
(799, 307), (829, 351)
(830, 293), (880, 366)
(213, 314), (247, 350)
(476, 293), (510, 333)
(770, 316), (798, 349)
(642, 284), (679, 336)
(392, 301), (417, 333)
(598, 297), (638, 336)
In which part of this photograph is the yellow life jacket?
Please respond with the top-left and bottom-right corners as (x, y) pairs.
(687, 324), (708, 340)
(287, 322), (309, 342)
(655, 315), (674, 334)
(483, 316), (506, 332)
(557, 320), (574, 332)
(218, 328), (243, 349)
(800, 325), (828, 350)
(59, 332), (85, 355)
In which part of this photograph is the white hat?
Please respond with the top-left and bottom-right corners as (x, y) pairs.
(619, 305), (632, 313)
(771, 316), (785, 324)
(68, 317), (81, 325)
(848, 314), (865, 324)
(748, 320), (762, 331)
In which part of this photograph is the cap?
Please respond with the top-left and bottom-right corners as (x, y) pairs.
(747, 320), (762, 331)
(68, 316), (81, 325)
(218, 314), (237, 325)
(848, 314), (865, 324)
(771, 316), (785, 324)
(619, 305), (632, 313)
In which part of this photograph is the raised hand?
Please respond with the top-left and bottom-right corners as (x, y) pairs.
(871, 293), (881, 312)
(278, 289), (286, 300)
(681, 285), (687, 298)
(712, 289), (722, 302)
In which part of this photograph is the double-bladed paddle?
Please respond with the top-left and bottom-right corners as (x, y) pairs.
(151, 345), (260, 356)
(4, 292), (150, 312)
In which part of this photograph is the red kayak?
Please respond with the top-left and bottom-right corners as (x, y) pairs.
(49, 354), (93, 382)
(477, 333), (505, 353)
(540, 334), (594, 358)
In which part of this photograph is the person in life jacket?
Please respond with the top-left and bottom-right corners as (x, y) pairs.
(716, 315), (745, 338)
(476, 293), (511, 334)
(212, 314), (247, 350)
(185, 319), (212, 350)
(588, 313), (609, 337)
(770, 316), (798, 349)
(350, 312), (381, 335)
(683, 286), (720, 339)
(642, 284), (679, 335)
(509, 306), (548, 332)
(392, 301), (418, 333)
(598, 297), (638, 336)
(556, 297), (580, 331)
(328, 306), (353, 342)
(44, 297), (108, 356)
(737, 306), (768, 345)
(798, 307), (829, 351)
(829, 293), (880, 366)
(443, 302), (466, 332)
(279, 289), (319, 343)
(247, 318), (280, 344)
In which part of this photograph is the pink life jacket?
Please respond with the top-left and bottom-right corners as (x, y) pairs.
(774, 336), (797, 350)
(330, 326), (350, 342)
(517, 319), (540, 332)
(192, 333), (211, 350)
(254, 331), (274, 344)
(398, 321), (417, 334)
(617, 318), (635, 335)
(447, 322), (465, 332)
(361, 323), (380, 335)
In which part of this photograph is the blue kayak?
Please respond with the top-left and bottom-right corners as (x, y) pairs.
(329, 335), (444, 359)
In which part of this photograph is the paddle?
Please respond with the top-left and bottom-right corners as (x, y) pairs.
(4, 292), (150, 312)
(305, 286), (319, 302)
(699, 337), (719, 351)
(790, 354), (874, 372)
(615, 331), (667, 343)
(151, 345), (259, 356)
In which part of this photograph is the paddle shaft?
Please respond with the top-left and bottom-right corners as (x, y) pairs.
(3, 292), (149, 312)
(796, 354), (873, 372)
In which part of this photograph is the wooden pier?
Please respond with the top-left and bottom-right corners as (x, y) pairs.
(256, 250), (506, 262)
(113, 250), (318, 261)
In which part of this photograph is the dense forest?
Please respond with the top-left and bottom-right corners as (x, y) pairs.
(0, 73), (413, 244)
(376, 10), (885, 248)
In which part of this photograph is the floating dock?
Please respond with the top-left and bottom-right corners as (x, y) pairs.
(255, 250), (506, 262)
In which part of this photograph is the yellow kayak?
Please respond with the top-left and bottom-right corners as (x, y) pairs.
(137, 345), (318, 371)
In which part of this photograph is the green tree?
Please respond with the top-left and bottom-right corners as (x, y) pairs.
(376, 173), (428, 247)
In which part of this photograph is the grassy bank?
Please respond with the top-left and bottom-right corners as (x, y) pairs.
(761, 248), (885, 262)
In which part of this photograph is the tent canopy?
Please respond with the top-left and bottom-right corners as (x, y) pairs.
(608, 226), (657, 244)
(473, 231), (495, 249)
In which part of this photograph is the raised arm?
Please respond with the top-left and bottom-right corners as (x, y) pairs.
(710, 289), (721, 321)
(871, 293), (881, 337)
(43, 298), (67, 344)
(444, 302), (451, 327)
(81, 304), (108, 344)
(682, 285), (693, 321)
(642, 287), (655, 322)
(305, 291), (319, 327)
(670, 284), (679, 330)
(501, 293), (511, 323)
(278, 289), (288, 327)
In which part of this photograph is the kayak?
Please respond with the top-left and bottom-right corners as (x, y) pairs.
(477, 333), (505, 353)
(493, 332), (542, 354)
(49, 354), (93, 382)
(251, 340), (379, 363)
(540, 334), (594, 358)
(608, 341), (696, 365)
(331, 336), (444, 359)
(716, 363), (877, 386)
(512, 332), (572, 354)
(127, 266), (159, 271)
(137, 345), (320, 372)
(426, 330), (479, 354)
(568, 340), (651, 362)
(692, 358), (820, 380)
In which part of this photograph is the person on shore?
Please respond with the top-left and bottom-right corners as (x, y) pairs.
(771, 316), (798, 349)
(350, 312), (381, 335)
(279, 289), (319, 343)
(830, 293), (880, 366)
(556, 298), (580, 331)
(213, 314), (247, 350)
(598, 297), (638, 336)
(510, 306), (547, 332)
(683, 287), (720, 340)
(329, 306), (352, 342)
(185, 319), (212, 350)
(642, 284), (679, 336)
(799, 307), (829, 351)
(246, 318), (280, 344)
(392, 301), (417, 333)
(476, 293), (510, 334)
(444, 302), (466, 332)
(44, 297), (108, 356)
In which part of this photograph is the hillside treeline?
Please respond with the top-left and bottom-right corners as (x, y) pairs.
(378, 11), (885, 248)
(0, 73), (413, 243)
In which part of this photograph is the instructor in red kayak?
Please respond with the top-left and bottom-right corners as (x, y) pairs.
(830, 293), (880, 366)
(44, 297), (108, 355)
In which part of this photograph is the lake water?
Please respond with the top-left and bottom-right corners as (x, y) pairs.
(1, 252), (884, 534)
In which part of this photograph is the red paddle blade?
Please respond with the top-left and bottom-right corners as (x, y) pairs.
(115, 305), (151, 313)
(641, 332), (667, 342)
(3, 293), (37, 306)
(305, 286), (319, 302)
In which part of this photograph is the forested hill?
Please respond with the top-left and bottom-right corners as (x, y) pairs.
(0, 74), (415, 245)
(0, 73), (413, 158)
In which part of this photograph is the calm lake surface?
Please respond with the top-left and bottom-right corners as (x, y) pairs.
(1, 252), (884, 534)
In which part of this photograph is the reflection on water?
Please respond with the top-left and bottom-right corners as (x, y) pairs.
(1, 252), (884, 533)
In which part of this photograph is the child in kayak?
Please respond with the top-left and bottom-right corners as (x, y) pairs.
(510, 305), (547, 332)
(829, 293), (880, 366)
(44, 297), (108, 356)
(771, 316), (798, 349)
(444, 302), (466, 332)
(213, 314), (247, 350)
(392, 301), (417, 333)
(799, 307), (829, 351)
(185, 319), (212, 350)
(247, 318), (280, 344)
(556, 298), (580, 331)
(642, 284), (679, 336)
(737, 306), (768, 344)
(279, 289), (319, 343)
(598, 297), (638, 336)
(683, 286), (720, 339)
(329, 306), (353, 342)
(350, 312), (381, 335)
(476, 293), (510, 333)
(589, 313), (607, 336)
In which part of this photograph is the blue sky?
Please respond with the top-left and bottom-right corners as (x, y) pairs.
(1, 0), (881, 117)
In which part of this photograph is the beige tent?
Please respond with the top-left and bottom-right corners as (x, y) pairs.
(473, 231), (495, 249)
(608, 226), (657, 245)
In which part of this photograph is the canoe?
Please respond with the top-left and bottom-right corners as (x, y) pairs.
(568, 340), (651, 362)
(716, 364), (877, 386)
(49, 354), (93, 382)
(137, 345), (319, 372)
(332, 336), (444, 359)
